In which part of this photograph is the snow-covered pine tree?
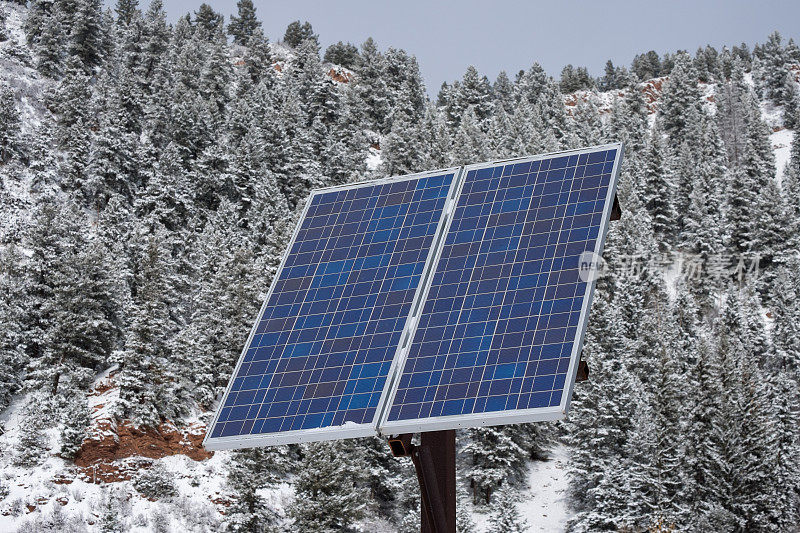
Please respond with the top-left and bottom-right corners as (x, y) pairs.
(728, 92), (777, 258)
(680, 329), (725, 528)
(462, 424), (527, 505)
(283, 20), (317, 49)
(710, 289), (779, 530)
(114, 224), (184, 427)
(515, 62), (548, 106)
(770, 259), (800, 373)
(449, 106), (490, 166)
(486, 486), (528, 533)
(571, 96), (603, 146)
(227, 0), (261, 46)
(639, 125), (676, 251)
(488, 105), (516, 160)
(493, 70), (515, 113)
(658, 51), (702, 150)
(178, 202), (260, 408)
(624, 300), (684, 529)
(716, 57), (750, 169)
(0, 81), (22, 163)
(21, 196), (117, 395)
(50, 57), (92, 191)
(384, 47), (426, 128)
(756, 31), (790, 105)
(59, 391), (90, 460)
(782, 71), (800, 128)
(289, 441), (368, 531)
(67, 0), (104, 72)
(455, 483), (476, 533)
(353, 37), (390, 133)
(225, 445), (289, 532)
(0, 243), (26, 411)
(13, 401), (49, 467)
(455, 65), (494, 124)
(324, 41), (360, 70)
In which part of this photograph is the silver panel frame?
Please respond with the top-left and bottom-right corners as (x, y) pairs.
(377, 143), (624, 436)
(203, 166), (464, 451)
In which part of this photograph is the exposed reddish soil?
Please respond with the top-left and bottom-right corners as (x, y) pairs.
(74, 421), (212, 468)
(327, 68), (353, 83)
(641, 76), (668, 112)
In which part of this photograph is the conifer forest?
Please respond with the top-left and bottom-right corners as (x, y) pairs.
(0, 0), (799, 531)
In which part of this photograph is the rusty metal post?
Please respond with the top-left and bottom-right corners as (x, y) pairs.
(418, 430), (456, 533)
(387, 430), (456, 533)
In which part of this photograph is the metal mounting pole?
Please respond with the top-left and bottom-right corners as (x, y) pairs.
(388, 430), (456, 533)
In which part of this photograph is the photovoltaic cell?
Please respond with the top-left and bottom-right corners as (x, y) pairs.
(205, 170), (456, 448)
(381, 147), (621, 432)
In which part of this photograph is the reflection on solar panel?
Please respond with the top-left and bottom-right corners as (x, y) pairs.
(379, 146), (622, 433)
(204, 169), (458, 448)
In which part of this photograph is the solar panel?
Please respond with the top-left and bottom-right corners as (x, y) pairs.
(204, 169), (460, 449)
(378, 145), (622, 434)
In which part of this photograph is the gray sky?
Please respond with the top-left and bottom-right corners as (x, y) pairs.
(157, 0), (800, 93)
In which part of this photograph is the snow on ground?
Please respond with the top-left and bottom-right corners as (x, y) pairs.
(771, 127), (794, 185)
(366, 146), (382, 171)
(470, 444), (572, 533)
(518, 445), (572, 533)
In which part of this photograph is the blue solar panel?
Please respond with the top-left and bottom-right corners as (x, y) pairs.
(380, 146), (622, 432)
(205, 170), (457, 448)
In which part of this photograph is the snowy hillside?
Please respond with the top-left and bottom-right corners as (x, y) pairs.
(1, 0), (800, 532)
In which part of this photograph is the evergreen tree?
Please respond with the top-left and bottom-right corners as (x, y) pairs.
(770, 259), (800, 373)
(289, 442), (368, 531)
(455, 483), (477, 533)
(283, 20), (317, 48)
(600, 59), (623, 90)
(516, 62), (548, 105)
(22, 196), (117, 395)
(658, 51), (702, 149)
(681, 330), (725, 527)
(114, 225), (183, 427)
(716, 57), (750, 169)
(14, 411), (49, 467)
(449, 106), (489, 166)
(227, 0), (260, 46)
(0, 81), (21, 163)
(194, 3), (225, 35)
(353, 37), (390, 133)
(59, 391), (90, 459)
(226, 445), (289, 532)
(115, 0), (139, 26)
(324, 41), (360, 69)
(179, 203), (261, 408)
(486, 486), (528, 533)
(768, 371), (800, 530)
(0, 243), (27, 411)
(462, 424), (526, 505)
(758, 31), (789, 104)
(493, 70), (515, 112)
(782, 71), (799, 128)
(631, 50), (661, 80)
(559, 64), (593, 93)
(68, 0), (104, 72)
(727, 92), (777, 260)
(639, 125), (676, 250)
(455, 65), (494, 123)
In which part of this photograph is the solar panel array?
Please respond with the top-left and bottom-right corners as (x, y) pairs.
(207, 170), (457, 445)
(205, 145), (622, 450)
(382, 148), (619, 432)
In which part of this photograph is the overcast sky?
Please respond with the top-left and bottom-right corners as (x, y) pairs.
(155, 0), (800, 92)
